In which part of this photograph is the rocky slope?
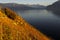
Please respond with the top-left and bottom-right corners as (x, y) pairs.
(0, 8), (50, 40)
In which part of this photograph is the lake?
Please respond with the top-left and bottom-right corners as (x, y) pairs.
(16, 9), (60, 40)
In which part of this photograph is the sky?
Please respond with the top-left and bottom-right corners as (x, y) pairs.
(0, 0), (58, 6)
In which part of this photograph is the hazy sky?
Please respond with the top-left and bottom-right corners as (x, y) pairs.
(0, 0), (58, 6)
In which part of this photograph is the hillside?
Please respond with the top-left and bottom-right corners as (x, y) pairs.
(47, 1), (60, 12)
(0, 8), (50, 40)
(46, 1), (60, 16)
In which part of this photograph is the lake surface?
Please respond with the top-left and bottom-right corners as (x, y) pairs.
(16, 9), (60, 40)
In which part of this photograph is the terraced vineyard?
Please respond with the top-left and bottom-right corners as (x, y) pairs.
(0, 8), (50, 40)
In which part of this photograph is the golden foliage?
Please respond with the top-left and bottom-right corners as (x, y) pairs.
(0, 8), (51, 40)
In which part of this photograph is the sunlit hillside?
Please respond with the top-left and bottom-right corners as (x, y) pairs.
(0, 8), (50, 40)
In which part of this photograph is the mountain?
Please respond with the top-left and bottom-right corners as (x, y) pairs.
(47, 1), (60, 12)
(0, 8), (50, 40)
(0, 3), (46, 11)
(46, 1), (60, 16)
(28, 5), (46, 9)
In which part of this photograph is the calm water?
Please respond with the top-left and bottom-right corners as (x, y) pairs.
(16, 9), (60, 40)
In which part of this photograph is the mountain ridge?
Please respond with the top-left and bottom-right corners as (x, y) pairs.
(47, 1), (60, 11)
(0, 3), (46, 11)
